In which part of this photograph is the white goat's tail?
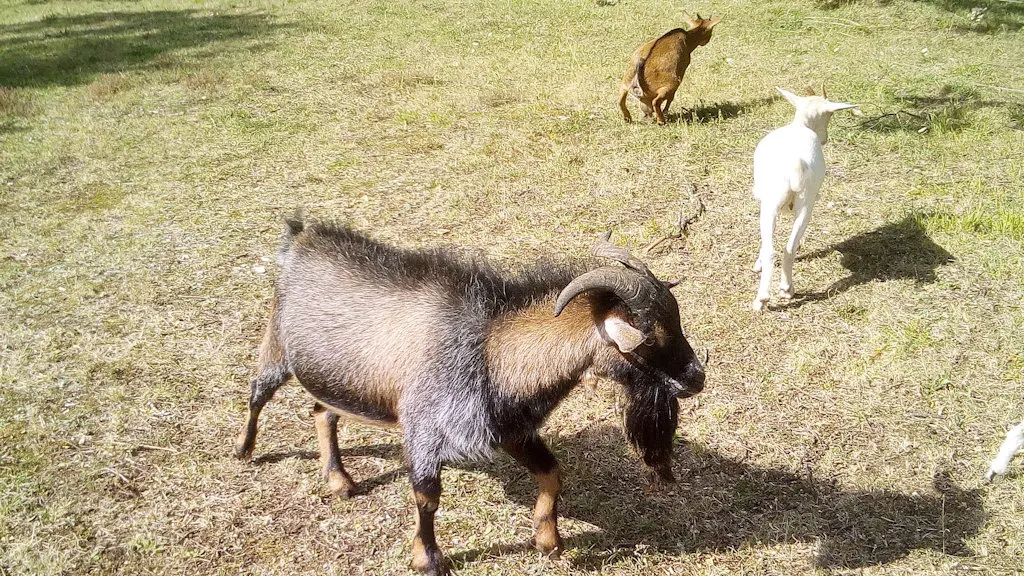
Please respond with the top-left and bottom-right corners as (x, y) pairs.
(753, 157), (807, 203)
(787, 158), (811, 196)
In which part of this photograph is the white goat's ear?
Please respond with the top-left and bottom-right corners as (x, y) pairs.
(682, 12), (698, 27)
(603, 317), (646, 353)
(824, 101), (858, 112)
(776, 87), (802, 108)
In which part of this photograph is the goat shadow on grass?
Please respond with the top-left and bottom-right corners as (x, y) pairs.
(453, 425), (984, 571)
(777, 215), (953, 310)
(664, 96), (775, 124)
(253, 442), (402, 466)
(254, 443), (405, 494)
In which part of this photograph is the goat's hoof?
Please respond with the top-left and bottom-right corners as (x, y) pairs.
(534, 533), (564, 560)
(752, 298), (768, 312)
(539, 545), (563, 561)
(752, 260), (762, 273)
(325, 470), (357, 499)
(778, 287), (794, 300)
(413, 564), (449, 576)
(411, 549), (449, 576)
(233, 438), (254, 460)
(986, 462), (1007, 482)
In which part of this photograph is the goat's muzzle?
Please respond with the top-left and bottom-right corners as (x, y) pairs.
(675, 362), (705, 398)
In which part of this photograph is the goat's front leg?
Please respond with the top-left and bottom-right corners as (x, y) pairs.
(408, 458), (448, 575)
(779, 203), (814, 300)
(502, 435), (563, 558)
(753, 202), (778, 311)
(313, 403), (357, 498)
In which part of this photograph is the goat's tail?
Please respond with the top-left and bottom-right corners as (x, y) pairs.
(630, 57), (649, 100)
(277, 208), (306, 264)
(629, 28), (680, 100)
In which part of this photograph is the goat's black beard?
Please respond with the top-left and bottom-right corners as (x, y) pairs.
(622, 383), (679, 482)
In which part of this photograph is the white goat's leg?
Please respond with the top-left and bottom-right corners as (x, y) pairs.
(753, 203), (777, 311)
(779, 202), (814, 299)
(986, 418), (1024, 481)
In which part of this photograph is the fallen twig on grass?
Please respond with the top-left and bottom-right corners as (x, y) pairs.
(644, 183), (707, 254)
(860, 109), (930, 126)
(972, 82), (1024, 94)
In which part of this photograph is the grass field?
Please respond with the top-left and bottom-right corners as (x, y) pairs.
(2, 0), (1024, 573)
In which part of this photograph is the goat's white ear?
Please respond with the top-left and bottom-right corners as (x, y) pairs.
(682, 12), (698, 27)
(825, 101), (859, 112)
(603, 317), (646, 353)
(776, 87), (802, 108)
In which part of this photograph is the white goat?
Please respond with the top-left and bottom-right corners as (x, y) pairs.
(752, 87), (858, 312)
(986, 417), (1024, 481)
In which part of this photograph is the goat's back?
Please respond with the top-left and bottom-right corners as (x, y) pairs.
(753, 124), (825, 203)
(271, 223), (581, 423)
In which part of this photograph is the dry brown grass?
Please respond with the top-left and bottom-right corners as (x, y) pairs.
(2, 0), (1024, 574)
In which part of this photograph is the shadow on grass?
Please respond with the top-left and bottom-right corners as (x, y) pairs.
(665, 96), (775, 124)
(860, 85), (1013, 134)
(252, 423), (981, 568)
(815, 0), (1023, 32)
(777, 215), (953, 309)
(0, 10), (284, 88)
(455, 425), (983, 570)
(255, 443), (406, 495)
(253, 443), (402, 465)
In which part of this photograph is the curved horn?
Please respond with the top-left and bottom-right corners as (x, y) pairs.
(822, 84), (828, 99)
(592, 231), (651, 274)
(554, 267), (653, 317)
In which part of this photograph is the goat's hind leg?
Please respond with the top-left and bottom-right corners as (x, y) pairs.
(234, 314), (290, 459)
(619, 86), (633, 123)
(986, 418), (1024, 481)
(779, 202), (814, 300)
(313, 403), (358, 498)
(753, 200), (779, 311)
(502, 435), (563, 558)
(234, 364), (289, 459)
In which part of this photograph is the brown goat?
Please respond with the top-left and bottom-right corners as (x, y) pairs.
(235, 218), (706, 575)
(618, 14), (721, 124)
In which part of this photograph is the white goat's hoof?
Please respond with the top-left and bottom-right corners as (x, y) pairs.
(752, 298), (768, 312)
(778, 287), (794, 300)
(752, 260), (762, 273)
(987, 461), (1008, 481)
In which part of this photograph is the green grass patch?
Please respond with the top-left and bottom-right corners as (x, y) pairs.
(919, 205), (1024, 241)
